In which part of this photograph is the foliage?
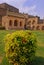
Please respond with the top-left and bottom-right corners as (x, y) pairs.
(4, 30), (37, 65)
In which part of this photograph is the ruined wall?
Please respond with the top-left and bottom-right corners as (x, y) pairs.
(2, 15), (25, 30)
(0, 8), (6, 16)
(0, 3), (19, 13)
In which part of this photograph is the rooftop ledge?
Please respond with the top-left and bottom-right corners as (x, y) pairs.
(6, 11), (28, 18)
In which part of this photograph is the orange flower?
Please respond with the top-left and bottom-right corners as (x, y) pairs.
(22, 38), (27, 43)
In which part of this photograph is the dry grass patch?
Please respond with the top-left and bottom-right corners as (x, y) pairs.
(38, 43), (44, 47)
(0, 57), (3, 64)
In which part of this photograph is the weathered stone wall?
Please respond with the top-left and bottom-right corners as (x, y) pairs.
(0, 3), (19, 13)
(26, 16), (44, 30)
(2, 15), (25, 30)
(0, 8), (6, 16)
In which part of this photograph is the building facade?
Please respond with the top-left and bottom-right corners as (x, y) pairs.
(0, 3), (44, 30)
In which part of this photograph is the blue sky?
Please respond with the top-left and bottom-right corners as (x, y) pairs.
(0, 0), (44, 19)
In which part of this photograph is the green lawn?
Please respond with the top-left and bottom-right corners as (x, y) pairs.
(0, 30), (44, 65)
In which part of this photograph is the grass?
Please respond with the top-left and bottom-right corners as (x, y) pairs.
(0, 30), (44, 65)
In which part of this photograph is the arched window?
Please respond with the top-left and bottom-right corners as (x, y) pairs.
(42, 26), (44, 30)
(9, 20), (12, 26)
(20, 21), (22, 26)
(27, 21), (31, 25)
(32, 20), (35, 24)
(14, 20), (18, 26)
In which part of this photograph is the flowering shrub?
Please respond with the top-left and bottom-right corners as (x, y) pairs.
(4, 30), (37, 65)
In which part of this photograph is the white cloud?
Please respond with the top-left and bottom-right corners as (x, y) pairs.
(19, 4), (37, 16)
(2, 0), (27, 6)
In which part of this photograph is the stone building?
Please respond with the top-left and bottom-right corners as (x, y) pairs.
(0, 3), (44, 30)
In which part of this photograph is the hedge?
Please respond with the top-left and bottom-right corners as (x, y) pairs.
(4, 30), (37, 65)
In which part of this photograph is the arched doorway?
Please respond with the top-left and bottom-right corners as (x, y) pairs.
(32, 26), (35, 30)
(36, 26), (40, 30)
(14, 20), (18, 26)
(20, 21), (22, 26)
(9, 20), (12, 26)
